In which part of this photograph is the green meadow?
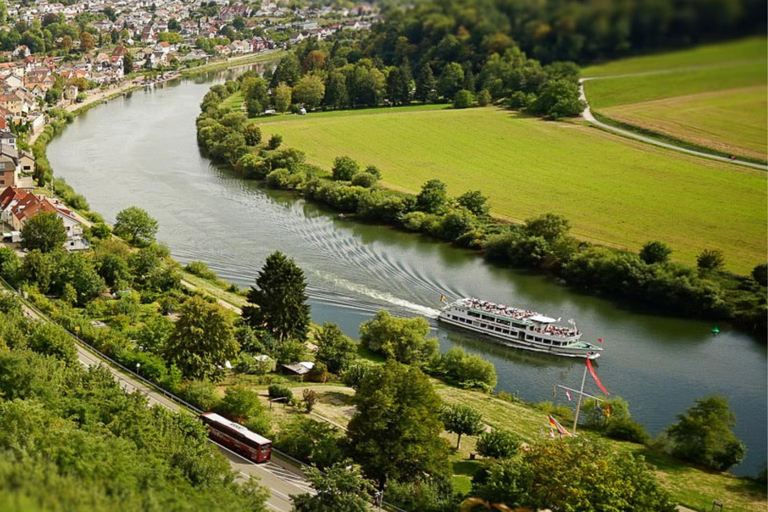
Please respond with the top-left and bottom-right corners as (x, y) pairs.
(254, 106), (766, 274)
(581, 36), (767, 77)
(582, 37), (767, 159)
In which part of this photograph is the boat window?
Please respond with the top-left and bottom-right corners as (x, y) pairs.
(497, 319), (510, 326)
(468, 311), (480, 318)
(466, 320), (473, 325)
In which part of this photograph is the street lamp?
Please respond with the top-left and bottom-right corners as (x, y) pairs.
(136, 362), (141, 376)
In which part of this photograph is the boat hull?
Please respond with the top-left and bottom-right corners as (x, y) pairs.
(437, 314), (601, 359)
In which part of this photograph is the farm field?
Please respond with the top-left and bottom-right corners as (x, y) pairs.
(582, 37), (767, 160)
(601, 87), (767, 160)
(254, 106), (766, 274)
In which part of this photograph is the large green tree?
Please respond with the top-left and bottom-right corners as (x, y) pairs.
(347, 361), (451, 486)
(242, 251), (310, 342)
(666, 395), (746, 471)
(165, 296), (239, 380)
(21, 212), (67, 253)
(292, 74), (325, 110)
(113, 206), (159, 247)
(471, 438), (676, 511)
(359, 310), (437, 366)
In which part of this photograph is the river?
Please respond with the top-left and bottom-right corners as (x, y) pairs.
(48, 72), (767, 476)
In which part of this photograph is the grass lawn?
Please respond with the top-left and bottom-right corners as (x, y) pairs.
(581, 37), (767, 77)
(582, 37), (767, 160)
(253, 106), (766, 274)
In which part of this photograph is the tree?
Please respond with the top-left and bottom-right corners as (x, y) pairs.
(123, 51), (133, 75)
(415, 64), (437, 103)
(242, 251), (310, 342)
(244, 124), (262, 146)
(292, 462), (373, 512)
(323, 70), (348, 109)
(457, 190), (490, 217)
(20, 212), (66, 253)
(113, 206), (159, 247)
(476, 429), (519, 459)
(529, 79), (585, 119)
(315, 322), (357, 374)
(273, 82), (292, 113)
(471, 439), (676, 511)
(292, 74), (325, 110)
(332, 155), (360, 181)
(752, 263), (767, 286)
(216, 384), (265, 422)
(697, 249), (725, 271)
(164, 296), (239, 380)
(359, 311), (438, 366)
(79, 31), (94, 52)
(416, 179), (449, 214)
(268, 134), (283, 150)
(666, 395), (746, 471)
(453, 89), (474, 109)
(270, 53), (301, 87)
(347, 361), (451, 486)
(640, 240), (673, 265)
(476, 89), (492, 107)
(523, 213), (570, 242)
(441, 404), (484, 450)
(438, 62), (464, 100)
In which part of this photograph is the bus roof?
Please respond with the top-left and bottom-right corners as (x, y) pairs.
(201, 412), (272, 445)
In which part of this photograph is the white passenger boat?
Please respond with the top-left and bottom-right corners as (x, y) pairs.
(438, 297), (602, 359)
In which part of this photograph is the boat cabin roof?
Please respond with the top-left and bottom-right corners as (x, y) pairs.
(529, 315), (556, 324)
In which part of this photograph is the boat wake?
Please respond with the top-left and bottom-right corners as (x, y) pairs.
(309, 270), (442, 319)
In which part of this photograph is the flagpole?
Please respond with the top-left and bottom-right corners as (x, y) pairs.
(572, 362), (589, 433)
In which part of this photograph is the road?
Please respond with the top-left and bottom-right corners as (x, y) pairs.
(578, 77), (768, 171)
(9, 286), (312, 512)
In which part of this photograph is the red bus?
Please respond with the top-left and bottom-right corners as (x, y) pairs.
(200, 412), (272, 463)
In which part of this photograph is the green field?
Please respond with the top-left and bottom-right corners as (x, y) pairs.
(584, 60), (767, 109)
(254, 106), (767, 274)
(582, 37), (767, 160)
(581, 37), (767, 77)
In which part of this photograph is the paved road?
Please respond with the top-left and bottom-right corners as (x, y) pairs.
(578, 78), (768, 171)
(10, 287), (311, 512)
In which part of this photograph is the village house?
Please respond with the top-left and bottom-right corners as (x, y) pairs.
(0, 187), (89, 251)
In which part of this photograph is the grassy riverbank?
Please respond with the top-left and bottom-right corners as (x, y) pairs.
(252, 105), (766, 274)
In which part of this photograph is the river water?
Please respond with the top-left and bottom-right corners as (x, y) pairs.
(48, 73), (767, 476)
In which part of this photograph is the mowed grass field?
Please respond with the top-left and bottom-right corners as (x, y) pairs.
(254, 106), (767, 274)
(582, 37), (767, 160)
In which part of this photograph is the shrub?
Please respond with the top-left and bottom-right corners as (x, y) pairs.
(453, 89), (474, 109)
(215, 385), (264, 421)
(332, 155), (360, 181)
(476, 429), (520, 458)
(179, 379), (219, 411)
(268, 383), (293, 401)
(268, 134), (283, 150)
(351, 171), (377, 188)
(276, 416), (344, 469)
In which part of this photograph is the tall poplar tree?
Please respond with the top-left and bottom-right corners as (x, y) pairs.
(242, 251), (310, 342)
